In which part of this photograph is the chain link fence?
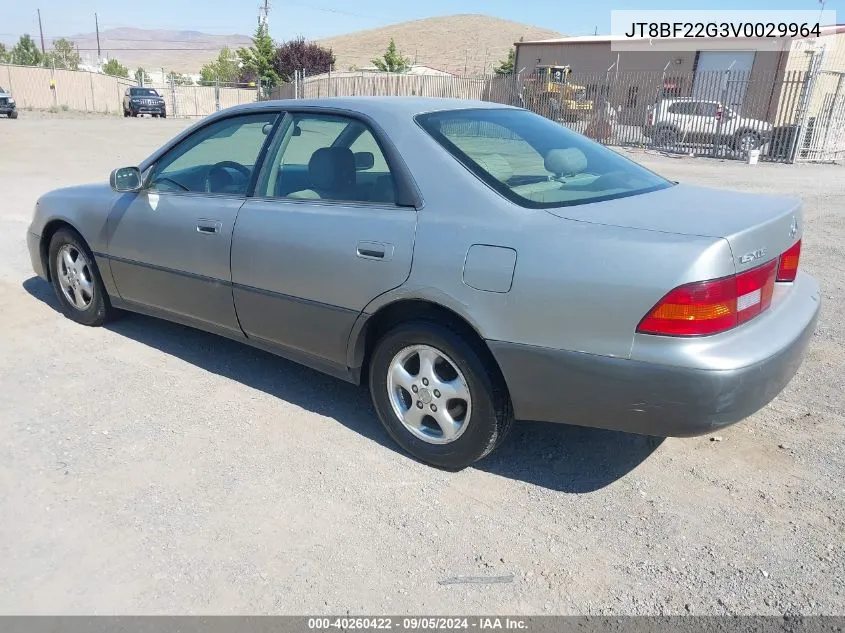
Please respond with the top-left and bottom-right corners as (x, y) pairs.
(271, 66), (845, 163)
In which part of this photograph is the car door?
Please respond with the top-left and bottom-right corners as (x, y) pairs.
(230, 111), (417, 370)
(106, 110), (279, 336)
(695, 102), (721, 143)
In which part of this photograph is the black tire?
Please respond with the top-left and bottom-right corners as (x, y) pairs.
(734, 131), (761, 152)
(161, 113), (166, 119)
(653, 126), (680, 147)
(9, 111), (18, 119)
(123, 108), (129, 118)
(47, 228), (116, 327)
(368, 320), (514, 470)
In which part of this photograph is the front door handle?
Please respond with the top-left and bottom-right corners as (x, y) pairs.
(196, 219), (222, 235)
(357, 241), (394, 261)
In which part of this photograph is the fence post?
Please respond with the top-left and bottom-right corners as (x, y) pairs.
(215, 76), (220, 111)
(790, 47), (825, 162)
(89, 71), (95, 113)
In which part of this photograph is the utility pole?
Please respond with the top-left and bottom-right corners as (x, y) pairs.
(37, 9), (46, 55)
(259, 0), (271, 28)
(95, 13), (101, 60)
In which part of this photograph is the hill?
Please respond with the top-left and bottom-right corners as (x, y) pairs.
(52, 28), (252, 74)
(318, 14), (563, 75)
(42, 15), (562, 77)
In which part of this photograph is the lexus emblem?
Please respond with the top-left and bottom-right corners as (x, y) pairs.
(789, 216), (799, 239)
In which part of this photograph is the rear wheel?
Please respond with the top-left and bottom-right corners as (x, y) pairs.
(369, 320), (513, 470)
(47, 228), (116, 327)
(653, 125), (679, 148)
(735, 131), (761, 153)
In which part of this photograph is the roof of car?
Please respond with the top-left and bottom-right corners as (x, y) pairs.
(237, 96), (516, 117)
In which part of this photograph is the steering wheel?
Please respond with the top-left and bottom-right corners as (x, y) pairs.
(203, 161), (251, 194)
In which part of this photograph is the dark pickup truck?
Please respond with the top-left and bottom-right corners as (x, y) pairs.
(123, 87), (167, 118)
(0, 86), (18, 119)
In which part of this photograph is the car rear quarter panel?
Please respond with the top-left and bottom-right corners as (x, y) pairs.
(365, 116), (736, 359)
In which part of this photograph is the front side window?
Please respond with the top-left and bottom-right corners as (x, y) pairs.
(148, 112), (277, 195)
(417, 108), (671, 208)
(259, 113), (396, 204)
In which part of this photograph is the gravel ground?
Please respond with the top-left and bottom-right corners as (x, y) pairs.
(0, 112), (843, 616)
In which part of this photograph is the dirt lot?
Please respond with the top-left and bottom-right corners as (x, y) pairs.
(0, 112), (843, 616)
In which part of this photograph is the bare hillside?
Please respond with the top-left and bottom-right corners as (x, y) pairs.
(54, 28), (252, 74)
(319, 14), (563, 75)
(44, 15), (561, 76)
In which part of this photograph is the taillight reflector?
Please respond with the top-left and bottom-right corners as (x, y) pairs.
(777, 239), (801, 282)
(638, 259), (777, 337)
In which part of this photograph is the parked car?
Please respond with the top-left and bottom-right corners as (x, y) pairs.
(643, 98), (772, 152)
(26, 97), (820, 469)
(123, 87), (166, 118)
(0, 86), (18, 119)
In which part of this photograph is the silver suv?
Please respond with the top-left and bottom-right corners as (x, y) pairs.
(643, 98), (772, 152)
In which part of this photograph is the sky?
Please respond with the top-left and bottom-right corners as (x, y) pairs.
(2, 0), (841, 44)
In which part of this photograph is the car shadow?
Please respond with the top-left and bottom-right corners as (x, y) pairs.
(23, 276), (662, 493)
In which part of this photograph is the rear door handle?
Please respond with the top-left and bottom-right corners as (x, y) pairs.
(357, 241), (393, 261)
(196, 219), (222, 235)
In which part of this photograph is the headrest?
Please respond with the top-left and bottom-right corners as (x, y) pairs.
(309, 147), (356, 190)
(544, 148), (587, 177)
(475, 153), (514, 183)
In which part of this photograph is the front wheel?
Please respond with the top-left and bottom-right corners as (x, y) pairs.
(369, 320), (513, 470)
(47, 228), (116, 327)
(9, 111), (18, 119)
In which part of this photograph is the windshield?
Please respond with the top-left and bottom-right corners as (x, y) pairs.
(130, 88), (159, 96)
(416, 108), (672, 208)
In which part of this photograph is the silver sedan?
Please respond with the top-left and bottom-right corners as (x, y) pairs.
(26, 97), (821, 469)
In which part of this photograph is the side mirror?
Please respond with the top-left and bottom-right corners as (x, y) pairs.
(354, 151), (375, 171)
(110, 166), (143, 192)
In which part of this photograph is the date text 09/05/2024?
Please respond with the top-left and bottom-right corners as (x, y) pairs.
(624, 22), (822, 38)
(308, 617), (528, 630)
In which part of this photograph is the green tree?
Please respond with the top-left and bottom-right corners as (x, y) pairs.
(237, 22), (280, 90)
(371, 38), (411, 73)
(199, 47), (242, 85)
(166, 70), (194, 86)
(10, 34), (43, 66)
(494, 47), (515, 76)
(102, 58), (129, 78)
(45, 38), (81, 70)
(0, 44), (10, 64)
(134, 67), (151, 84)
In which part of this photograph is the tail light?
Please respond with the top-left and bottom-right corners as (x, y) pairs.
(638, 259), (777, 336)
(716, 107), (723, 121)
(777, 239), (801, 282)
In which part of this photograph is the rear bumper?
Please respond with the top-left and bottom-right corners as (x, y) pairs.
(489, 273), (821, 437)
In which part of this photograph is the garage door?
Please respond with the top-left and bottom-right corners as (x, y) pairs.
(692, 51), (756, 108)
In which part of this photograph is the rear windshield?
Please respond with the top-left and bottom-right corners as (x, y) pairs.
(130, 88), (159, 96)
(416, 108), (672, 208)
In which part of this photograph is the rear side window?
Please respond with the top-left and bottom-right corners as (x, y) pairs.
(667, 102), (697, 115)
(417, 108), (671, 208)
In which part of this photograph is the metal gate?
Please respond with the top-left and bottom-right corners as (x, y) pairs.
(795, 70), (845, 162)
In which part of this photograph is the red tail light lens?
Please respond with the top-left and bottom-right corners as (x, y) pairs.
(777, 239), (801, 282)
(638, 259), (777, 337)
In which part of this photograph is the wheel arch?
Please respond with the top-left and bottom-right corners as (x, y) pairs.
(39, 218), (84, 282)
(349, 296), (509, 397)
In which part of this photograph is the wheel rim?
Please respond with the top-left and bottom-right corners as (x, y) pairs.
(386, 344), (472, 445)
(740, 135), (757, 151)
(56, 244), (94, 310)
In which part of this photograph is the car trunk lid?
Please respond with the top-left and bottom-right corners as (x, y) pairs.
(545, 183), (802, 273)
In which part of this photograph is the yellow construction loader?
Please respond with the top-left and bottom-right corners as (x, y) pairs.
(520, 65), (594, 122)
